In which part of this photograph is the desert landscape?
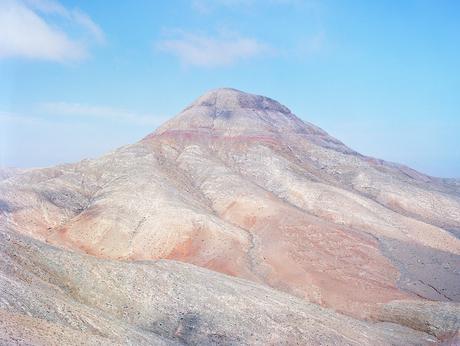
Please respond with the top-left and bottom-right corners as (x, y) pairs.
(1, 88), (459, 345)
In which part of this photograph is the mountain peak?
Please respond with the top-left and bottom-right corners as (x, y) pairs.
(148, 88), (352, 154)
(189, 88), (291, 114)
(154, 88), (312, 136)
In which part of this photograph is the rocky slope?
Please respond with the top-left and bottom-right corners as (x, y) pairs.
(0, 227), (451, 345)
(1, 88), (459, 344)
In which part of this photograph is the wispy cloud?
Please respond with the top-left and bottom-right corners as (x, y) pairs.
(0, 108), (162, 168)
(0, 111), (42, 125)
(0, 0), (105, 62)
(23, 0), (67, 15)
(71, 9), (105, 44)
(39, 102), (165, 126)
(157, 31), (270, 67)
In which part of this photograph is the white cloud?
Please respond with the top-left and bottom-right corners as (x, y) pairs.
(0, 1), (85, 61)
(0, 107), (166, 167)
(72, 9), (106, 44)
(157, 32), (269, 67)
(0, 0), (105, 62)
(39, 102), (165, 126)
(0, 110), (42, 125)
(23, 0), (67, 15)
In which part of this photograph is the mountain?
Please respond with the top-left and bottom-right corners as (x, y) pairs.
(1, 88), (459, 344)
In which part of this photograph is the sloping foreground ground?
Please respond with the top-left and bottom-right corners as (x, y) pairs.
(2, 227), (458, 345)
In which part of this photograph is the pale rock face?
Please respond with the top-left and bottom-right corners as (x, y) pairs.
(1, 88), (459, 344)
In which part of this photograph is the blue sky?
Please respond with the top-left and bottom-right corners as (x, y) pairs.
(0, 0), (459, 177)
